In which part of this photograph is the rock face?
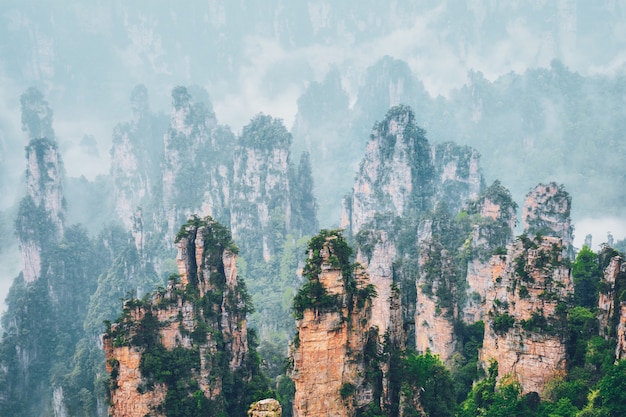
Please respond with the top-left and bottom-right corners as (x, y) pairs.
(343, 105), (484, 349)
(342, 105), (434, 235)
(110, 85), (167, 236)
(103, 217), (255, 417)
(17, 138), (66, 283)
(598, 255), (623, 339)
(291, 230), (378, 417)
(114, 85), (316, 251)
(462, 181), (517, 323)
(108, 85), (318, 353)
(162, 87), (234, 239)
(412, 183), (516, 364)
(597, 253), (626, 360)
(231, 115), (293, 261)
(480, 235), (572, 395)
(415, 219), (458, 363)
(340, 105), (580, 397)
(16, 87), (65, 284)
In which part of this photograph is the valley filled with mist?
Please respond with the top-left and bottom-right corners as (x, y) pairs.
(1, 2), (626, 417)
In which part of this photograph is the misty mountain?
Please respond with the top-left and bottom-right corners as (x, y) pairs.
(1, 2), (626, 417)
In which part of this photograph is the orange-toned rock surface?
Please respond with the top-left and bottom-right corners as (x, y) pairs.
(480, 236), (572, 395)
(291, 232), (377, 417)
(103, 342), (167, 417)
(103, 217), (251, 417)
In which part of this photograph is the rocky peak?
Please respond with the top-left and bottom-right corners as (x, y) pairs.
(103, 216), (258, 417)
(522, 182), (573, 258)
(16, 92), (65, 283)
(344, 105), (486, 353)
(352, 57), (430, 143)
(111, 85), (167, 233)
(24, 138), (65, 233)
(342, 105), (433, 234)
(480, 234), (573, 395)
(162, 86), (234, 239)
(343, 106), (483, 235)
(291, 230), (378, 417)
(231, 114), (293, 261)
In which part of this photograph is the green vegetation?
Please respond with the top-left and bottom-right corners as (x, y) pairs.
(452, 320), (485, 402)
(292, 229), (375, 320)
(0, 220), (131, 416)
(572, 246), (603, 309)
(458, 363), (541, 417)
(240, 113), (292, 149)
(339, 382), (356, 399)
(389, 351), (455, 417)
(20, 87), (55, 140)
(103, 217), (273, 417)
(492, 312), (515, 335)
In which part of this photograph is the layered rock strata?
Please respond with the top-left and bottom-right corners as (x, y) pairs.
(291, 231), (378, 417)
(480, 235), (572, 395)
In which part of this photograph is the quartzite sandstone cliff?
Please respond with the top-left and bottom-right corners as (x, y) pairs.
(291, 231), (379, 417)
(103, 217), (257, 417)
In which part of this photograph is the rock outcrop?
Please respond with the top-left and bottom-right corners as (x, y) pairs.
(103, 217), (258, 417)
(522, 182), (574, 258)
(598, 255), (623, 339)
(462, 181), (517, 323)
(162, 87), (234, 239)
(15, 87), (65, 283)
(110, 85), (167, 236)
(1, 88), (103, 417)
(17, 138), (65, 283)
(231, 114), (293, 261)
(249, 398), (282, 417)
(480, 234), (572, 395)
(597, 252), (626, 360)
(291, 230), (379, 417)
(343, 105), (484, 350)
(109, 85), (318, 350)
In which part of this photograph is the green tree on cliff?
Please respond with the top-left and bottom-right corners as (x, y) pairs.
(572, 245), (602, 309)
